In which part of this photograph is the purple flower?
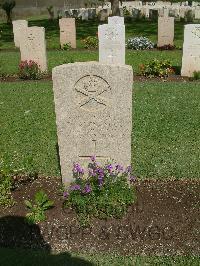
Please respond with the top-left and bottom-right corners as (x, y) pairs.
(73, 163), (84, 176)
(90, 155), (96, 162)
(70, 184), (81, 191)
(98, 175), (104, 187)
(106, 164), (113, 172)
(97, 168), (104, 177)
(125, 165), (132, 174)
(83, 183), (92, 194)
(88, 168), (95, 177)
(63, 191), (69, 198)
(115, 164), (123, 172)
(130, 175), (136, 183)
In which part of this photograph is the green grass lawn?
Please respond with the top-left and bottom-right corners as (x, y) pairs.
(0, 49), (182, 76)
(1, 80), (200, 179)
(0, 248), (199, 266)
(0, 19), (186, 50)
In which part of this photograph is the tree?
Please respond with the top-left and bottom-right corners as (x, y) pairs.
(110, 0), (120, 16)
(0, 0), (16, 24)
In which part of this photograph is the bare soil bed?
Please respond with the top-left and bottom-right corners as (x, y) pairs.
(0, 75), (193, 83)
(0, 177), (199, 256)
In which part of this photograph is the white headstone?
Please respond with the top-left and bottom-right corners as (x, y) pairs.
(108, 16), (124, 25)
(52, 62), (133, 185)
(195, 8), (200, 20)
(157, 17), (174, 47)
(59, 18), (76, 48)
(12, 20), (28, 48)
(181, 24), (200, 77)
(98, 24), (125, 65)
(19, 26), (47, 72)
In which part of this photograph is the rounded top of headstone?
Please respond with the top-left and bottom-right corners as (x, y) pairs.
(185, 24), (200, 29)
(52, 62), (133, 77)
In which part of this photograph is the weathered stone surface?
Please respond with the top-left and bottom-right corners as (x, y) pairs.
(98, 24), (125, 65)
(181, 24), (200, 77)
(195, 8), (200, 20)
(52, 62), (133, 184)
(157, 17), (174, 47)
(108, 16), (124, 25)
(12, 20), (28, 48)
(59, 18), (76, 48)
(19, 26), (47, 71)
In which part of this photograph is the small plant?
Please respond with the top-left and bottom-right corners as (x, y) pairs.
(24, 190), (54, 224)
(139, 59), (175, 78)
(61, 42), (71, 50)
(18, 60), (43, 80)
(82, 36), (98, 49)
(63, 156), (136, 227)
(0, 164), (15, 208)
(123, 7), (131, 17)
(191, 71), (200, 80)
(0, 174), (14, 208)
(126, 37), (154, 50)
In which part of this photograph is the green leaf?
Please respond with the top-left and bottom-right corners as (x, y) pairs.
(24, 200), (32, 209)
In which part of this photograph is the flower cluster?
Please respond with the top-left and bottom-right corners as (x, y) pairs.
(63, 156), (136, 227)
(139, 59), (175, 78)
(126, 36), (154, 50)
(18, 60), (43, 80)
(64, 156), (136, 197)
(82, 36), (98, 49)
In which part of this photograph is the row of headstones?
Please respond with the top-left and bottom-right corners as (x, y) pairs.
(99, 16), (200, 77)
(103, 1), (197, 8)
(60, 5), (200, 21)
(12, 18), (200, 77)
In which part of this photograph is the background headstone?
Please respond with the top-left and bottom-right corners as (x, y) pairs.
(12, 20), (28, 48)
(108, 16), (124, 25)
(59, 18), (76, 48)
(19, 26), (47, 72)
(52, 62), (133, 184)
(98, 24), (125, 65)
(149, 9), (158, 21)
(157, 17), (174, 47)
(195, 8), (200, 20)
(99, 9), (109, 22)
(181, 24), (200, 77)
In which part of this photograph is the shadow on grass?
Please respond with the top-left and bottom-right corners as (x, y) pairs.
(0, 215), (93, 266)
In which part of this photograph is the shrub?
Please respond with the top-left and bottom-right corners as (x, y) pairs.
(63, 156), (136, 227)
(123, 6), (131, 17)
(18, 60), (43, 80)
(25, 190), (54, 224)
(192, 71), (200, 80)
(61, 42), (71, 50)
(139, 59), (175, 78)
(126, 37), (154, 50)
(82, 36), (98, 49)
(157, 44), (175, 50)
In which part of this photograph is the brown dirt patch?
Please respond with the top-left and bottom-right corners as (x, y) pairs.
(0, 74), (195, 83)
(0, 177), (199, 255)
